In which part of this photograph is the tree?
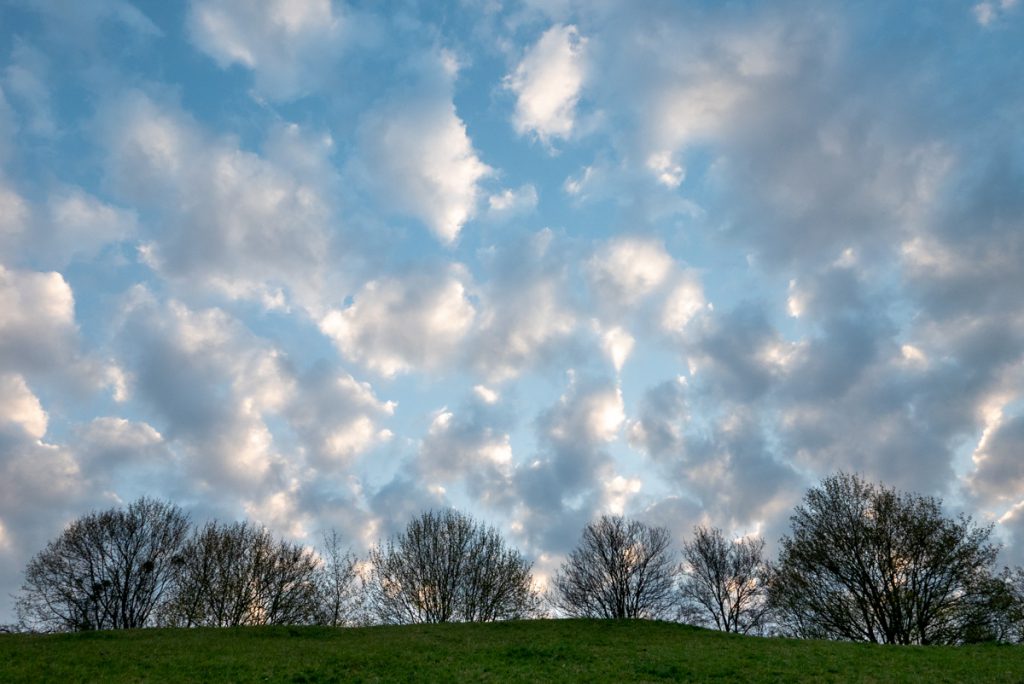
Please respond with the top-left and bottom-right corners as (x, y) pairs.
(366, 509), (539, 624)
(16, 498), (190, 631)
(678, 526), (769, 634)
(552, 515), (676, 620)
(314, 529), (362, 627)
(163, 521), (321, 627)
(769, 472), (1001, 644)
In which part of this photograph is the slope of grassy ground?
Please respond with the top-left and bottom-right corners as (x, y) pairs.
(2, 618), (1023, 683)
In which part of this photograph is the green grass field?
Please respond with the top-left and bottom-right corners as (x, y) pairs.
(2, 618), (1023, 683)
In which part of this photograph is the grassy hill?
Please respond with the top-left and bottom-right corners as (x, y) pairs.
(2, 618), (1023, 683)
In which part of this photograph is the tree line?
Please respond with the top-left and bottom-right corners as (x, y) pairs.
(11, 473), (1024, 644)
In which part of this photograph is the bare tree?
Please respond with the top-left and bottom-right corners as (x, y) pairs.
(769, 472), (1001, 644)
(678, 526), (769, 634)
(552, 515), (676, 620)
(163, 521), (321, 627)
(315, 529), (362, 627)
(16, 498), (190, 632)
(366, 509), (539, 624)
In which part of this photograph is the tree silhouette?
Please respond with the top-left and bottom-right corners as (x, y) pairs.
(552, 515), (676, 619)
(769, 473), (1001, 644)
(17, 498), (189, 631)
(366, 509), (539, 624)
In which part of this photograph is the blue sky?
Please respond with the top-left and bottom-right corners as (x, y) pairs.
(0, 0), (1023, 621)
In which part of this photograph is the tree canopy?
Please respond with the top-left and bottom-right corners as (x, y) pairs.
(552, 515), (677, 620)
(769, 472), (1001, 644)
(366, 509), (539, 624)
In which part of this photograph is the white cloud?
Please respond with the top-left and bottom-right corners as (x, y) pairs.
(488, 184), (538, 218)
(974, 2), (997, 25)
(661, 275), (707, 332)
(357, 92), (491, 244)
(546, 379), (624, 444)
(0, 373), (47, 439)
(601, 474), (642, 515)
(588, 236), (674, 306)
(628, 377), (688, 461)
(79, 416), (162, 452)
(188, 0), (345, 100)
(599, 324), (634, 372)
(646, 151), (685, 189)
(473, 385), (500, 404)
(0, 265), (77, 375)
(320, 266), (476, 377)
(506, 24), (586, 144)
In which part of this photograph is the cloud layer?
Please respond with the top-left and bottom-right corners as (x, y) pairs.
(0, 0), (1022, 622)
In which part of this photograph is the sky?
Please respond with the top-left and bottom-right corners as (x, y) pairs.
(0, 0), (1022, 623)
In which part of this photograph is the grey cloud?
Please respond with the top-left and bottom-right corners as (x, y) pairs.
(285, 361), (395, 470)
(366, 476), (448, 542)
(628, 377), (688, 462)
(416, 397), (517, 510)
(689, 303), (780, 403)
(2, 39), (56, 137)
(508, 375), (623, 552)
(116, 291), (292, 493)
(678, 409), (802, 533)
(470, 229), (580, 381)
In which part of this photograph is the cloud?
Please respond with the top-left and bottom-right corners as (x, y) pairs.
(187, 0), (345, 100)
(117, 290), (293, 491)
(509, 374), (627, 552)
(101, 92), (332, 308)
(628, 376), (688, 462)
(42, 187), (137, 264)
(969, 412), (1024, 505)
(0, 373), (48, 440)
(487, 184), (538, 219)
(0, 183), (29, 253)
(27, 0), (161, 43)
(974, 0), (1019, 26)
(587, 236), (674, 308)
(319, 265), (476, 377)
(598, 324), (634, 373)
(687, 304), (783, 403)
(286, 364), (395, 469)
(416, 399), (516, 510)
(0, 265), (81, 377)
(75, 416), (168, 471)
(0, 380), (88, 619)
(660, 275), (707, 333)
(356, 82), (491, 244)
(506, 24), (586, 144)
(2, 40), (56, 137)
(471, 230), (577, 381)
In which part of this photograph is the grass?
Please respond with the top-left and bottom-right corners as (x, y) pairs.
(2, 618), (1023, 683)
